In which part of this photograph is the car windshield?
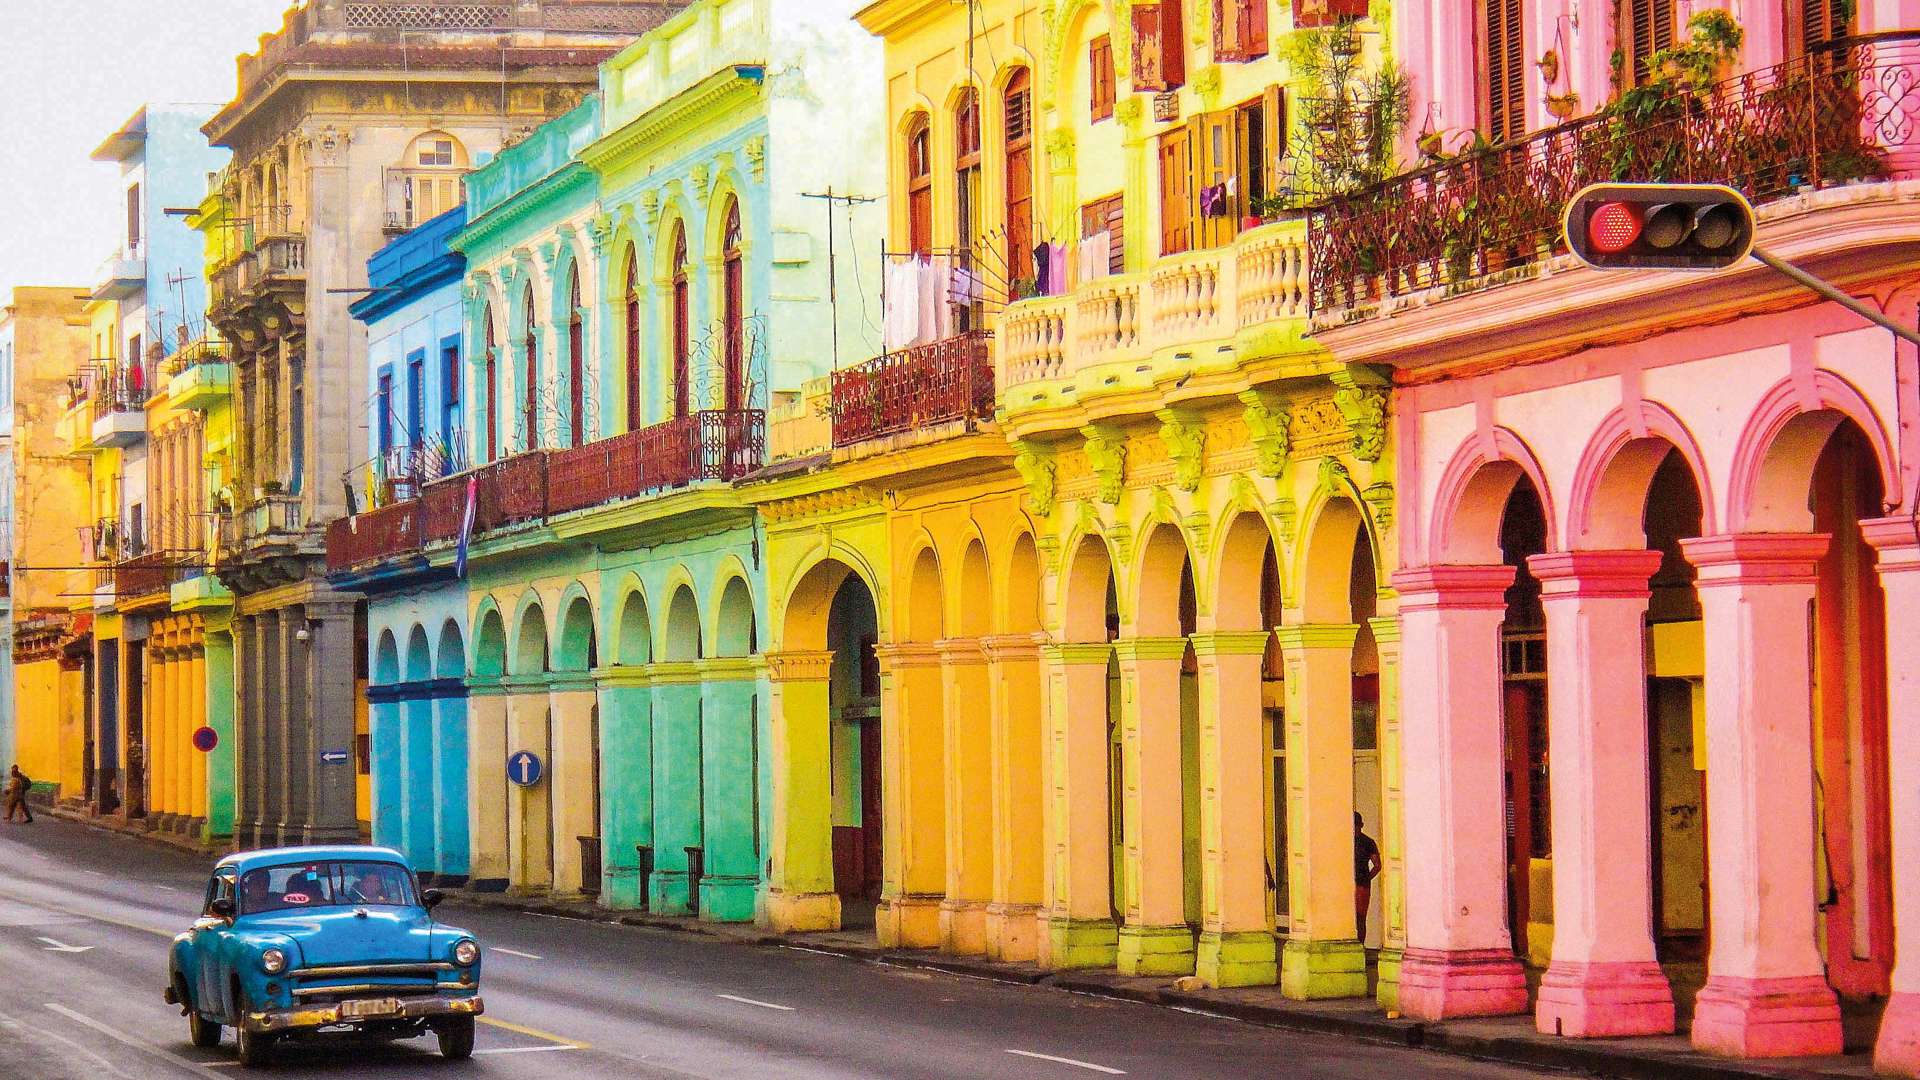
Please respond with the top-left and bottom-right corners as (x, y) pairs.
(239, 861), (417, 914)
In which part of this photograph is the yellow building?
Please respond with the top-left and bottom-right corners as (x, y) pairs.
(6, 286), (93, 799)
(749, 0), (1405, 1005)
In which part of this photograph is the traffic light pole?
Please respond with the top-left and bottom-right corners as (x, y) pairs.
(1751, 247), (1920, 349)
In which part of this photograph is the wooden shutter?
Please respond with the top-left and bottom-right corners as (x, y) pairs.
(1197, 110), (1238, 249)
(1090, 36), (1116, 121)
(1790, 0), (1850, 57)
(1133, 1), (1187, 92)
(1005, 72), (1035, 285)
(1216, 0), (1268, 61)
(1293, 0), (1369, 29)
(1482, 0), (1526, 144)
(1622, 0), (1675, 87)
(1263, 85), (1286, 204)
(1159, 124), (1194, 256)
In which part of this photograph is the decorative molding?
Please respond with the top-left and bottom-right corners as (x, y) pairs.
(1013, 441), (1058, 517)
(640, 188), (660, 224)
(1362, 481), (1395, 532)
(1157, 409), (1206, 492)
(744, 135), (767, 181)
(690, 162), (711, 203)
(1333, 384), (1388, 463)
(1274, 497), (1299, 544)
(1082, 425), (1127, 504)
(1239, 390), (1291, 479)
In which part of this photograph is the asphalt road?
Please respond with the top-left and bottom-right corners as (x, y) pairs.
(0, 816), (1558, 1079)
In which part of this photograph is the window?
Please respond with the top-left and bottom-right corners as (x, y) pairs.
(670, 224), (690, 419)
(239, 861), (417, 914)
(388, 133), (469, 230)
(440, 338), (459, 470)
(126, 183), (142, 252)
(722, 202), (745, 413)
(906, 116), (933, 255)
(1481, 0), (1526, 144)
(1291, 0), (1368, 29)
(483, 307), (499, 462)
(1089, 36), (1116, 122)
(1215, 0), (1269, 62)
(418, 138), (456, 167)
(1159, 123), (1195, 255)
(1004, 70), (1035, 286)
(406, 352), (425, 454)
(1621, 0), (1675, 87)
(1132, 2), (1186, 93)
(955, 89), (984, 329)
(1789, 0), (1851, 57)
(377, 369), (395, 454)
(624, 245), (641, 432)
(566, 265), (584, 448)
(521, 285), (538, 450)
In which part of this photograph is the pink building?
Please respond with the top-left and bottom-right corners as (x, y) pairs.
(1312, 1), (1920, 1073)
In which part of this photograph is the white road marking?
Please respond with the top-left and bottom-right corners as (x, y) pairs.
(42, 1003), (221, 1075)
(156, 885), (177, 892)
(777, 945), (849, 957)
(1005, 1049), (1126, 1074)
(715, 993), (795, 1012)
(474, 1045), (583, 1055)
(36, 936), (93, 953)
(82, 870), (104, 876)
(491, 946), (544, 960)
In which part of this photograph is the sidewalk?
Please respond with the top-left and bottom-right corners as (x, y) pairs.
(447, 890), (1876, 1080)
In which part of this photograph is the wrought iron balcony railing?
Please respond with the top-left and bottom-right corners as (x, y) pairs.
(113, 550), (189, 601)
(325, 499), (424, 572)
(1307, 32), (1920, 313)
(829, 331), (995, 448)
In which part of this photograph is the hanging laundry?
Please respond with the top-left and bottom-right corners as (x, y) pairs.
(1049, 241), (1069, 293)
(884, 256), (922, 351)
(949, 265), (985, 305)
(921, 255), (952, 344)
(1032, 243), (1051, 296)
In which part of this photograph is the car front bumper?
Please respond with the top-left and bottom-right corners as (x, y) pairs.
(243, 993), (484, 1034)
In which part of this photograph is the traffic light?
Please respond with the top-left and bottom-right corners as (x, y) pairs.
(1563, 183), (1755, 270)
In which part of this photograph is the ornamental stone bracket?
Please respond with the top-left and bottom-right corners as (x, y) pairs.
(690, 163), (711, 203)
(1330, 365), (1390, 464)
(1082, 424), (1127, 505)
(1239, 389), (1291, 478)
(1362, 481), (1395, 533)
(1157, 409), (1207, 493)
(1014, 441), (1058, 518)
(744, 136), (767, 181)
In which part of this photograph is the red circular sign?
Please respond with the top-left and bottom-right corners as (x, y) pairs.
(192, 726), (219, 753)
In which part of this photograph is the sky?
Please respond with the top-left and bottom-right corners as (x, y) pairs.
(0, 1), (289, 301)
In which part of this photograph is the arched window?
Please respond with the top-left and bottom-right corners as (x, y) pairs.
(954, 89), (983, 329)
(721, 201), (745, 413)
(906, 115), (932, 255)
(670, 223), (690, 419)
(1003, 70), (1034, 287)
(390, 131), (470, 230)
(521, 284), (538, 451)
(567, 263), (584, 447)
(483, 306), (499, 462)
(624, 244), (641, 432)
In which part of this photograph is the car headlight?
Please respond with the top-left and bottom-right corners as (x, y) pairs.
(260, 947), (288, 975)
(452, 939), (479, 967)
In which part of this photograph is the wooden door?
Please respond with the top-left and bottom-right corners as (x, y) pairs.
(1159, 126), (1193, 256)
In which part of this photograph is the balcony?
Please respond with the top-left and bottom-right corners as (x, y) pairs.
(325, 499), (424, 572)
(166, 345), (232, 412)
(92, 247), (145, 302)
(829, 332), (995, 448)
(89, 375), (149, 449)
(1307, 32), (1920, 316)
(243, 493), (304, 541)
(998, 221), (1312, 391)
(472, 452), (549, 533)
(113, 550), (187, 604)
(546, 409), (767, 514)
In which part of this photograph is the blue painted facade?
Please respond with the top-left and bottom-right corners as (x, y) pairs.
(344, 212), (471, 885)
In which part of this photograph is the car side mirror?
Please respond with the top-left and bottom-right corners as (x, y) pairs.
(210, 898), (236, 920)
(421, 888), (445, 910)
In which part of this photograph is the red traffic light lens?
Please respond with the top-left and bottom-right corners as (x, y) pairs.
(1588, 202), (1643, 254)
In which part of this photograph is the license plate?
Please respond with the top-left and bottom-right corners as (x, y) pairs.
(340, 997), (400, 1019)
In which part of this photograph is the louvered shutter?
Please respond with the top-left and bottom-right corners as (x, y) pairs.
(1216, 0), (1244, 60)
(1293, 0), (1369, 29)
(1133, 1), (1186, 91)
(1624, 0), (1674, 87)
(1483, 0), (1526, 143)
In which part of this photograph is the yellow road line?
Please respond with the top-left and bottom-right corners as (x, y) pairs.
(479, 1014), (591, 1049)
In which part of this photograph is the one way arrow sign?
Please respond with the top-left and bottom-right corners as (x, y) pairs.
(35, 937), (92, 953)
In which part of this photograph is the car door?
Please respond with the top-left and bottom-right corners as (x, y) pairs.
(192, 869), (236, 1015)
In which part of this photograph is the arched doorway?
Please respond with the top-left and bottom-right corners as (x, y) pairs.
(658, 584), (704, 914)
(434, 619), (470, 885)
(988, 532), (1047, 962)
(509, 600), (552, 892)
(554, 595), (599, 898)
(828, 571), (883, 921)
(1047, 531), (1121, 969)
(403, 625), (435, 871)
(704, 574), (762, 922)
(371, 630), (402, 854)
(470, 606), (509, 890)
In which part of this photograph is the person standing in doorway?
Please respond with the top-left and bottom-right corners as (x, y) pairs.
(5, 766), (34, 823)
(1354, 812), (1380, 943)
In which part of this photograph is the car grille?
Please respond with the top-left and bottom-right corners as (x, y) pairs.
(291, 963), (452, 1001)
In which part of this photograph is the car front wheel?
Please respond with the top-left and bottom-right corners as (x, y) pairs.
(233, 992), (273, 1067)
(436, 1015), (475, 1060)
(187, 1008), (221, 1048)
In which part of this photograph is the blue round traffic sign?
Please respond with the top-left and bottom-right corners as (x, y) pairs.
(508, 750), (544, 787)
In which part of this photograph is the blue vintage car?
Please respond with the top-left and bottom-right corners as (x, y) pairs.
(165, 845), (483, 1066)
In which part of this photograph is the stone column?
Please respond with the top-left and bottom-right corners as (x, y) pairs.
(548, 677), (598, 897)
(503, 674), (554, 893)
(649, 661), (703, 914)
(875, 643), (946, 948)
(596, 666), (654, 910)
(152, 645), (172, 825)
(303, 600), (357, 844)
(761, 651), (840, 932)
(698, 656), (762, 922)
(1368, 614), (1408, 1011)
(279, 609), (308, 844)
(256, 612), (284, 846)
(1527, 550), (1675, 1037)
(231, 617), (258, 849)
(368, 682), (403, 849)
(206, 626), (235, 844)
(1039, 642), (1118, 969)
(1392, 566), (1529, 1021)
(1111, 636), (1194, 976)
(1679, 535), (1843, 1058)
(982, 633), (1044, 963)
(402, 682), (437, 868)
(1864, 518), (1920, 1077)
(466, 678), (510, 891)
(1274, 623), (1365, 999)
(431, 682), (470, 884)
(936, 638), (993, 954)
(1191, 630), (1278, 988)
(189, 643), (209, 838)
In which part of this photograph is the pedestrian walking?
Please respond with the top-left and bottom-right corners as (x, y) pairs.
(1354, 811), (1380, 942)
(5, 765), (34, 823)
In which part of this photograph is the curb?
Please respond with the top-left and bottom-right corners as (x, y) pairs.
(439, 890), (1870, 1080)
